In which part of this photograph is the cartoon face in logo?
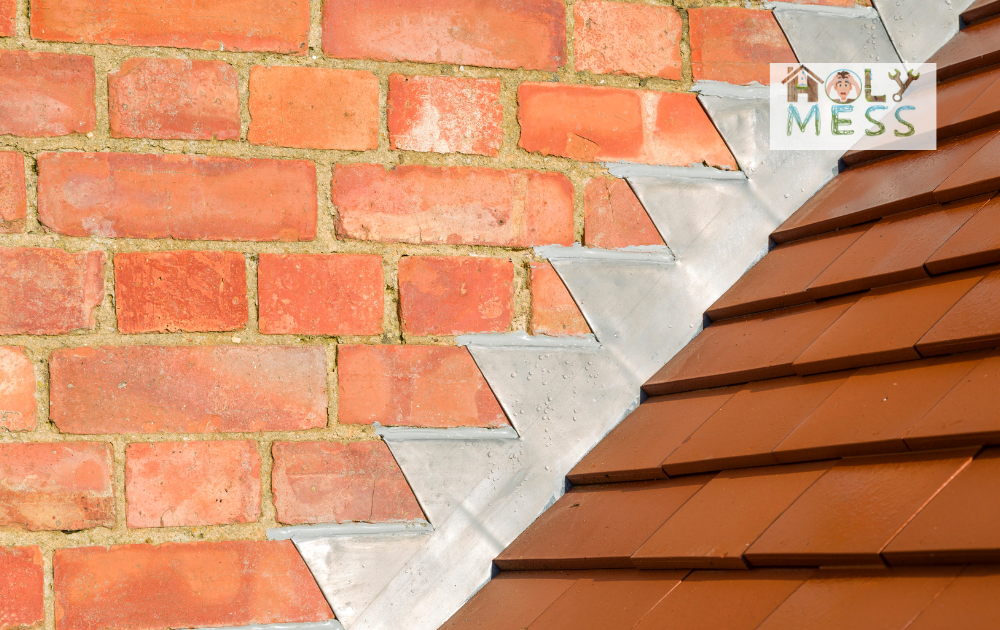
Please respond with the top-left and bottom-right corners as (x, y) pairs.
(825, 69), (862, 104)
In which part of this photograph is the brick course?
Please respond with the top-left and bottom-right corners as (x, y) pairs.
(399, 255), (514, 335)
(530, 262), (591, 337)
(0, 151), (26, 233)
(584, 177), (666, 249)
(574, 1), (683, 79)
(0, 346), (36, 431)
(0, 51), (95, 137)
(0, 248), (105, 335)
(0, 0), (13, 36)
(689, 7), (797, 85)
(0, 547), (44, 630)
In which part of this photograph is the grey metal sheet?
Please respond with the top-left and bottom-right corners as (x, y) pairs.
(875, 0), (976, 64)
(773, 2), (900, 64)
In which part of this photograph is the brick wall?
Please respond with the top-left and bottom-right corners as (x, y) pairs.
(0, 0), (834, 627)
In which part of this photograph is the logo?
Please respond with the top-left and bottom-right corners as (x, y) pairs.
(770, 63), (936, 151)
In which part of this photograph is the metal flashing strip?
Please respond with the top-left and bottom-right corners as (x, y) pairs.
(773, 2), (899, 63)
(875, 0), (977, 65)
(766, 1), (880, 19)
(690, 80), (770, 100)
(534, 244), (676, 264)
(604, 161), (747, 180)
(268, 521), (434, 542)
(196, 622), (346, 630)
(375, 426), (520, 441)
(456, 331), (600, 349)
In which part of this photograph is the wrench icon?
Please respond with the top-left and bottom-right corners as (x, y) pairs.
(888, 69), (921, 102)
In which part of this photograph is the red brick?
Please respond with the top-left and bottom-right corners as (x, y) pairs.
(0, 152), (25, 233)
(0, 442), (114, 531)
(517, 83), (737, 168)
(30, 0), (309, 53)
(54, 541), (333, 630)
(37, 152), (316, 241)
(574, 1), (682, 79)
(0, 248), (104, 335)
(258, 254), (383, 336)
(338, 344), (507, 428)
(584, 177), (665, 249)
(0, 51), (94, 137)
(0, 346), (36, 431)
(388, 75), (503, 156)
(109, 58), (239, 141)
(0, 0), (13, 37)
(530, 262), (590, 337)
(126, 441), (261, 528)
(689, 7), (797, 85)
(399, 256), (514, 335)
(115, 251), (248, 334)
(248, 66), (379, 151)
(50, 345), (327, 434)
(0, 547), (43, 630)
(272, 441), (424, 524)
(322, 0), (566, 71)
(333, 164), (574, 247)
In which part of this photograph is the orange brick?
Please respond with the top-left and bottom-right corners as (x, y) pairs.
(0, 0), (13, 36)
(126, 441), (261, 528)
(574, 1), (682, 79)
(0, 248), (104, 335)
(248, 66), (379, 151)
(517, 83), (736, 168)
(0, 346), (36, 431)
(115, 251), (248, 333)
(584, 177), (665, 249)
(30, 0), (309, 53)
(272, 441), (424, 524)
(338, 345), (508, 427)
(258, 254), (383, 336)
(0, 442), (114, 531)
(333, 164), (574, 247)
(50, 346), (327, 434)
(0, 51), (94, 137)
(0, 151), (26, 233)
(399, 256), (514, 335)
(689, 7), (797, 85)
(388, 75), (503, 156)
(322, 0), (566, 70)
(0, 547), (43, 630)
(109, 58), (240, 141)
(37, 152), (316, 241)
(54, 541), (333, 630)
(530, 262), (590, 337)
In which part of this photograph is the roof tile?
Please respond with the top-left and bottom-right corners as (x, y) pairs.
(935, 130), (1000, 203)
(937, 67), (1000, 139)
(963, 0), (1000, 23)
(918, 269), (1000, 356)
(633, 462), (831, 570)
(440, 571), (578, 630)
(932, 15), (1000, 81)
(925, 194), (1000, 274)
(745, 449), (978, 566)
(906, 565), (1000, 630)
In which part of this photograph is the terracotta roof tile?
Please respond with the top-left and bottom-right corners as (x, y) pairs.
(918, 269), (1000, 356)
(925, 194), (1000, 274)
(773, 355), (983, 462)
(567, 388), (738, 485)
(771, 129), (998, 244)
(933, 15), (1000, 80)
(905, 352), (1000, 450)
(440, 571), (578, 630)
(633, 462), (831, 570)
(495, 476), (711, 570)
(706, 226), (868, 321)
(963, 0), (1000, 24)
(883, 448), (1000, 565)
(755, 568), (962, 630)
(644, 297), (857, 396)
(631, 570), (811, 630)
(937, 67), (1000, 139)
(805, 200), (983, 299)
(745, 449), (978, 566)
(662, 374), (850, 476)
(935, 129), (1000, 203)
(906, 565), (1000, 629)
(792, 271), (985, 374)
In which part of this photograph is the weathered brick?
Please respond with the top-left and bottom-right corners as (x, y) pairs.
(0, 346), (36, 431)
(0, 248), (105, 335)
(126, 441), (261, 528)
(0, 442), (114, 531)
(54, 541), (333, 630)
(258, 254), (383, 336)
(248, 66), (379, 151)
(30, 0), (310, 53)
(399, 256), (514, 335)
(388, 75), (503, 156)
(115, 251), (248, 334)
(530, 262), (590, 337)
(333, 164), (574, 247)
(109, 58), (240, 141)
(50, 346), (328, 434)
(0, 51), (94, 137)
(689, 7), (797, 85)
(272, 441), (423, 524)
(584, 177), (665, 249)
(37, 152), (317, 241)
(338, 345), (507, 427)
(0, 151), (26, 233)
(322, 0), (566, 70)
(574, 1), (682, 79)
(0, 547), (44, 630)
(0, 0), (13, 37)
(517, 83), (737, 168)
